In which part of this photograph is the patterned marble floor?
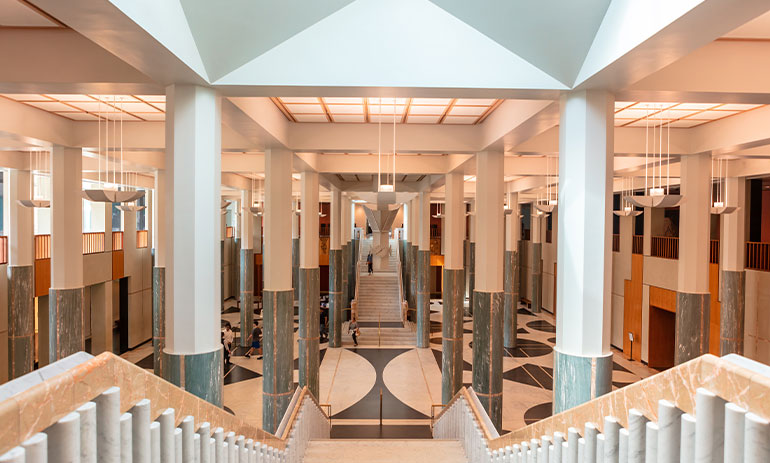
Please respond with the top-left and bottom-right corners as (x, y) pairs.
(123, 298), (658, 436)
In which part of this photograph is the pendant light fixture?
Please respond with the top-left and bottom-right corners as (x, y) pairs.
(710, 157), (738, 215)
(377, 98), (396, 193)
(432, 202), (444, 219)
(116, 171), (146, 212)
(614, 177), (643, 217)
(535, 155), (557, 213)
(83, 96), (145, 203)
(249, 175), (263, 216)
(18, 148), (51, 208)
(625, 105), (682, 208)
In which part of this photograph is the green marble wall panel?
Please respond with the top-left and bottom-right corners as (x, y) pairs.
(503, 250), (518, 348)
(553, 349), (612, 414)
(162, 347), (223, 407)
(240, 249), (254, 347)
(328, 249), (342, 348)
(675, 291), (710, 364)
(8, 265), (34, 378)
(299, 268), (320, 398)
(442, 268), (464, 405)
(531, 243), (542, 313)
(152, 266), (166, 375)
(262, 289), (295, 433)
(416, 250), (431, 348)
(49, 287), (84, 361)
(472, 290), (504, 432)
(720, 270), (745, 355)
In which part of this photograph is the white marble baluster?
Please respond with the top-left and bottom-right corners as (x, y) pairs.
(47, 411), (81, 463)
(174, 428), (182, 463)
(120, 413), (133, 463)
(655, 400), (681, 463)
(530, 439), (539, 463)
(180, 416), (195, 463)
(584, 423), (598, 463)
(158, 409), (176, 463)
(644, 422), (657, 463)
(679, 414), (696, 463)
(603, 417), (620, 463)
(0, 447), (25, 463)
(512, 444), (521, 463)
(22, 432), (48, 463)
(225, 433), (236, 463)
(627, 409), (648, 463)
(76, 402), (97, 463)
(209, 439), (216, 463)
(694, 388), (726, 463)
(596, 435), (604, 463)
(244, 440), (253, 463)
(194, 434), (201, 463)
(150, 422), (160, 463)
(130, 400), (151, 463)
(744, 412), (770, 463)
(553, 431), (565, 463)
(540, 436), (551, 463)
(723, 403), (746, 463)
(618, 428), (628, 463)
(578, 438), (585, 463)
(212, 428), (224, 463)
(562, 442), (569, 463)
(94, 386), (121, 463)
(197, 423), (211, 463)
(567, 428), (580, 463)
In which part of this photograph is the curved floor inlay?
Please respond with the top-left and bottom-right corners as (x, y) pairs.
(526, 320), (556, 333)
(383, 349), (441, 416)
(523, 402), (552, 425)
(321, 348), (378, 416)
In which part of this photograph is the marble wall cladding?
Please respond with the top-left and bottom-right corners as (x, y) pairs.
(341, 243), (349, 310)
(720, 270), (745, 356)
(262, 289), (295, 434)
(239, 249), (255, 348)
(48, 288), (84, 362)
(162, 348), (224, 407)
(468, 243), (476, 316)
(472, 290), (504, 432)
(497, 354), (770, 449)
(152, 267), (165, 376)
(744, 270), (770, 365)
(298, 268), (320, 398)
(328, 250), (342, 348)
(442, 268), (465, 405)
(675, 292), (711, 365)
(416, 250), (431, 348)
(292, 239), (299, 301)
(399, 240), (407, 298)
(409, 245), (418, 310)
(552, 349), (612, 414)
(503, 251), (518, 349)
(0, 352), (285, 456)
(530, 243), (542, 313)
(8, 265), (34, 378)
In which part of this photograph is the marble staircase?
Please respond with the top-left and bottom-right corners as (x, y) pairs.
(302, 439), (468, 463)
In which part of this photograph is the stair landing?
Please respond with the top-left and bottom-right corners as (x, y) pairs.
(303, 439), (467, 463)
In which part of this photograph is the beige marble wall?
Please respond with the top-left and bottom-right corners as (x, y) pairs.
(0, 352), (288, 455)
(745, 270), (770, 365)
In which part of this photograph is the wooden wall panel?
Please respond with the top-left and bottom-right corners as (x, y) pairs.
(649, 285), (676, 313)
(709, 262), (721, 355)
(34, 258), (50, 297)
(648, 306), (676, 369)
(623, 254), (643, 360)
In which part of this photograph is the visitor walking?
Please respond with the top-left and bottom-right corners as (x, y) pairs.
(349, 317), (360, 347)
(367, 252), (373, 275)
(244, 320), (263, 359)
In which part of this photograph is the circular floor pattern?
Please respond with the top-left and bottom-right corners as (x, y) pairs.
(526, 320), (556, 333)
(430, 336), (442, 345)
(523, 402), (552, 425)
(471, 338), (553, 358)
(547, 337), (556, 344)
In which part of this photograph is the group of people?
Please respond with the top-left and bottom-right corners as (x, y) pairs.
(221, 320), (263, 369)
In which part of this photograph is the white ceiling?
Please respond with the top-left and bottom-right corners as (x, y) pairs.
(0, 0), (61, 27)
(723, 9), (770, 39)
(614, 101), (764, 128)
(0, 93), (165, 121)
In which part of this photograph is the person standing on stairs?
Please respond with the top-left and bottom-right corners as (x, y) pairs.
(367, 252), (373, 275)
(349, 317), (360, 346)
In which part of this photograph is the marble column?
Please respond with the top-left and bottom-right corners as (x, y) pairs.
(472, 150), (505, 432)
(416, 192), (431, 348)
(292, 208), (299, 302)
(442, 172), (465, 404)
(298, 171), (320, 398)
(720, 177), (746, 355)
(341, 196), (350, 311)
(328, 188), (343, 348)
(91, 202), (113, 356)
(675, 154), (711, 364)
(553, 91), (614, 413)
(530, 209), (543, 313)
(262, 148), (294, 432)
(5, 169), (34, 378)
(161, 85), (223, 406)
(468, 200), (476, 316)
(152, 170), (166, 375)
(504, 192), (520, 348)
(404, 201), (413, 309)
(49, 146), (84, 361)
(239, 189), (254, 348)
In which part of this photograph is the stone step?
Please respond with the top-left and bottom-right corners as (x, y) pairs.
(303, 440), (467, 463)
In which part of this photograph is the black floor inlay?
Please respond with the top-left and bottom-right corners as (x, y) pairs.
(293, 348), (327, 370)
(526, 320), (556, 333)
(331, 425), (433, 439)
(523, 402), (552, 425)
(503, 364), (553, 390)
(222, 306), (240, 314)
(333, 348), (428, 420)
(613, 361), (631, 373)
(224, 365), (261, 385)
(501, 339), (553, 358)
(430, 348), (471, 372)
(136, 354), (154, 370)
(547, 337), (556, 344)
(518, 328), (529, 334)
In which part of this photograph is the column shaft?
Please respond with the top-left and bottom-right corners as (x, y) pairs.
(328, 189), (343, 347)
(504, 192), (520, 348)
(472, 151), (505, 432)
(298, 171), (320, 398)
(530, 211), (543, 313)
(239, 189), (254, 348)
(417, 192), (431, 348)
(720, 177), (746, 355)
(553, 91), (614, 413)
(442, 172), (465, 403)
(152, 171), (166, 375)
(468, 201), (476, 316)
(49, 146), (84, 361)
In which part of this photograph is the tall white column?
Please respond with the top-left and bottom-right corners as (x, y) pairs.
(49, 146), (84, 361)
(675, 154), (711, 364)
(554, 90), (614, 413)
(298, 171), (320, 397)
(467, 199), (476, 315)
(162, 84), (223, 405)
(530, 205), (544, 313)
(416, 191), (431, 347)
(238, 189), (254, 348)
(5, 169), (34, 378)
(720, 177), (746, 355)
(504, 191), (520, 348)
(441, 172), (465, 403)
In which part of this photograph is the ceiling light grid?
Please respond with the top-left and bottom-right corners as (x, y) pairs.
(614, 101), (764, 128)
(273, 97), (502, 124)
(0, 93), (166, 121)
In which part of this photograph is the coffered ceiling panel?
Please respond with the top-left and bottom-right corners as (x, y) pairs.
(613, 101), (763, 128)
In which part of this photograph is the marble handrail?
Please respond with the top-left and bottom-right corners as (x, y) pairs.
(0, 351), (331, 457)
(434, 387), (498, 443)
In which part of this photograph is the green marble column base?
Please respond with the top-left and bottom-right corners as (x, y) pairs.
(402, 240), (411, 306)
(675, 291), (710, 364)
(720, 270), (745, 356)
(8, 265), (34, 378)
(329, 249), (343, 347)
(162, 346), (223, 407)
(49, 287), (84, 361)
(152, 267), (166, 375)
(299, 267), (320, 398)
(341, 243), (349, 311)
(553, 349), (612, 414)
(262, 289), (295, 434)
(416, 250), (431, 348)
(468, 243), (476, 316)
(503, 250), (519, 348)
(442, 268), (464, 405)
(531, 243), (542, 313)
(239, 249), (255, 347)
(409, 244), (418, 310)
(292, 238), (299, 301)
(471, 290), (504, 432)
